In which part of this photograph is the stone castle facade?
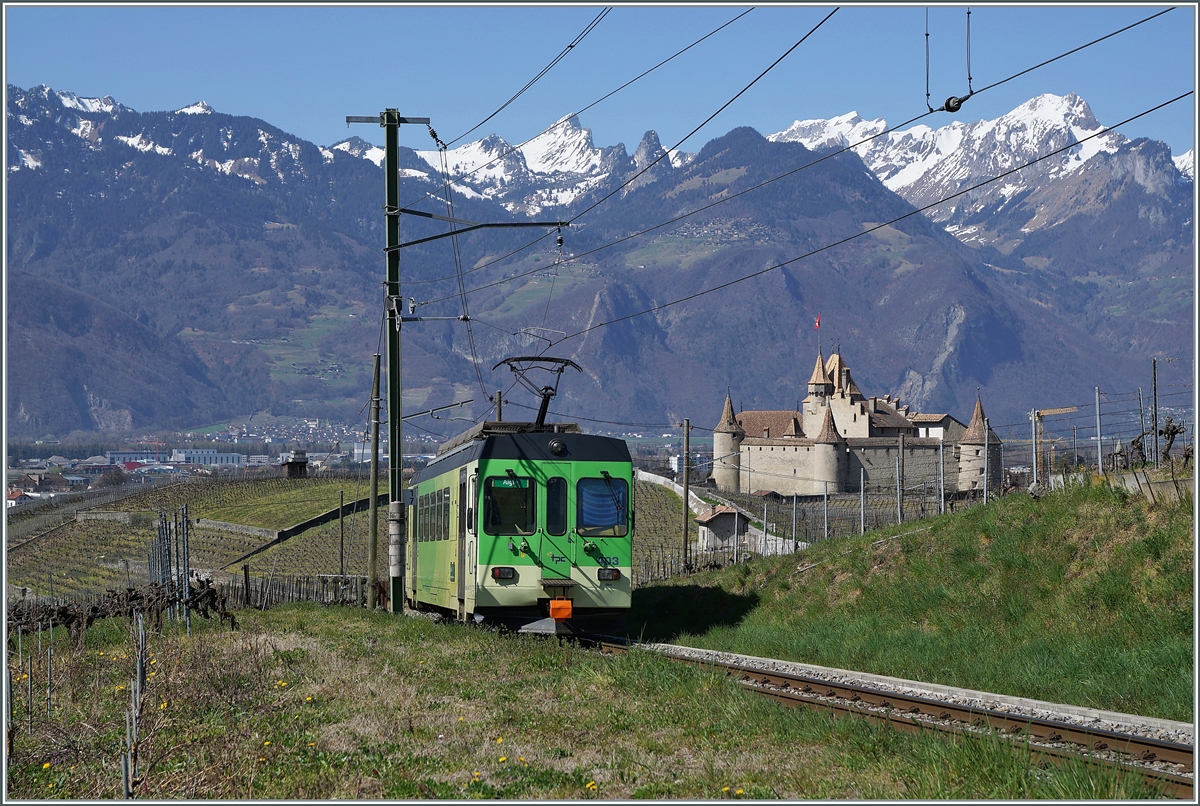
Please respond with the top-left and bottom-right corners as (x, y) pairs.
(711, 349), (1002, 496)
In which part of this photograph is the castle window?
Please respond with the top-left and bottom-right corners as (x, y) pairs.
(975, 449), (980, 456)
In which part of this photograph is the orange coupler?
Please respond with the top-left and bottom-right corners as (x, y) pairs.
(549, 597), (573, 621)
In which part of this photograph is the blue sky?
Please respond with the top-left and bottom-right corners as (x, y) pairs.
(5, 4), (1195, 156)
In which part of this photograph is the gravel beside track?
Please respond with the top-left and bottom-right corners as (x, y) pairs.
(637, 642), (1195, 748)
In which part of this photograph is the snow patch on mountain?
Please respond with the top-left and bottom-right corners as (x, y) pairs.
(116, 134), (172, 156)
(1174, 149), (1194, 181)
(55, 89), (123, 115)
(522, 116), (602, 174)
(177, 101), (214, 115)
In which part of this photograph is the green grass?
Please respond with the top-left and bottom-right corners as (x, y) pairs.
(6, 605), (1168, 799)
(631, 479), (1194, 722)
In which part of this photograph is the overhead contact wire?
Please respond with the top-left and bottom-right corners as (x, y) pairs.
(400, 8), (755, 237)
(445, 7), (611, 148)
(416, 5), (1177, 304)
(545, 93), (1193, 347)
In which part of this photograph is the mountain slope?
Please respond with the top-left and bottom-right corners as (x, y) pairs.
(5, 83), (1187, 439)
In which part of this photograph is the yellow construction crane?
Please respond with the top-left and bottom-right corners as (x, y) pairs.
(1031, 406), (1078, 480)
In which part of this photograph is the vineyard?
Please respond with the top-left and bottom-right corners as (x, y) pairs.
(106, 476), (367, 529)
(7, 477), (704, 602)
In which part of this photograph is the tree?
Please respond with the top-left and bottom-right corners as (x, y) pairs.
(97, 467), (127, 487)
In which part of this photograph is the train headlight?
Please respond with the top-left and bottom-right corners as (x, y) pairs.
(597, 568), (621, 581)
(491, 567), (516, 580)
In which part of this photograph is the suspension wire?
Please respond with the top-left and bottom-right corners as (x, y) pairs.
(410, 8), (841, 297)
(566, 8), (839, 228)
(966, 7), (973, 95)
(398, 8), (753, 214)
(972, 6), (1172, 97)
(412, 5), (1173, 304)
(445, 7), (612, 148)
(925, 8), (933, 112)
(431, 134), (491, 399)
(543, 92), (1193, 348)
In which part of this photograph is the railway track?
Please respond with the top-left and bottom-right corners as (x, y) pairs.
(596, 639), (1194, 799)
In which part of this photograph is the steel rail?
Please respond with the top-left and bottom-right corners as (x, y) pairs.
(597, 640), (1193, 798)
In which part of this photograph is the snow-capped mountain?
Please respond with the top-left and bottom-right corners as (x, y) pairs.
(768, 93), (1191, 250)
(1175, 149), (1194, 181)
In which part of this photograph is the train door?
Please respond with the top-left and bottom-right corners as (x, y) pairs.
(457, 468), (467, 618)
(540, 463), (572, 581)
(409, 489), (419, 603)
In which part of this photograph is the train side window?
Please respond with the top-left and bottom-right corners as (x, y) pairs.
(546, 477), (567, 536)
(420, 493), (428, 542)
(576, 475), (628, 537)
(442, 487), (451, 540)
(482, 476), (535, 536)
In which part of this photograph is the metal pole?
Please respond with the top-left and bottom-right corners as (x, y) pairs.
(792, 493), (798, 551)
(984, 418), (989, 501)
(495, 390), (502, 422)
(823, 481), (828, 541)
(860, 468), (865, 534)
(681, 418), (690, 567)
(1096, 387), (1103, 472)
(1031, 409), (1038, 486)
(368, 353), (382, 610)
(339, 490), (345, 578)
(895, 455), (901, 524)
(1152, 358), (1160, 468)
(938, 439), (945, 514)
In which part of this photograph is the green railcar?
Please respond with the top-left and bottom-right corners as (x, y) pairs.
(406, 420), (632, 635)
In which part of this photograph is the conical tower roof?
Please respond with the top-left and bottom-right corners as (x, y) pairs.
(815, 407), (843, 444)
(961, 397), (999, 445)
(714, 393), (745, 435)
(807, 350), (830, 387)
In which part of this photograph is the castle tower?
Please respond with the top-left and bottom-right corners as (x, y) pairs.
(811, 406), (846, 493)
(957, 396), (1002, 493)
(802, 350), (832, 423)
(712, 393), (745, 493)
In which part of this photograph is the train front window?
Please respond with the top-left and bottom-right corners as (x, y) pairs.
(546, 477), (567, 536)
(576, 475), (628, 537)
(482, 475), (536, 536)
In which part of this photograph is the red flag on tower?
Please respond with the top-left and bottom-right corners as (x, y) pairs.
(814, 313), (821, 330)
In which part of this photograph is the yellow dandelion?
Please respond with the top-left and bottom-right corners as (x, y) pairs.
(499, 756), (506, 762)
(305, 696), (313, 702)
(258, 757), (265, 763)
(98, 651), (104, 656)
(723, 787), (730, 792)
(160, 702), (168, 710)
(737, 789), (744, 796)
(150, 659), (156, 665)
(496, 737), (503, 744)
(42, 762), (50, 769)
(586, 780), (597, 791)
(518, 756), (525, 762)
(458, 717), (464, 722)
(307, 742), (315, 747)
(47, 783), (55, 789)
(264, 741), (271, 746)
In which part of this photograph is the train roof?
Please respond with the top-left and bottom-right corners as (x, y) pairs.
(436, 420), (582, 456)
(413, 423), (629, 486)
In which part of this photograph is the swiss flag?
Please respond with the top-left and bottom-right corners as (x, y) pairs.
(814, 313), (821, 330)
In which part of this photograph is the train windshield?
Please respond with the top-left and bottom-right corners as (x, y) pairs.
(482, 475), (536, 535)
(576, 475), (628, 537)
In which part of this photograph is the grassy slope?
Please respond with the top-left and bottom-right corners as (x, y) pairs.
(631, 480), (1194, 722)
(7, 607), (1167, 800)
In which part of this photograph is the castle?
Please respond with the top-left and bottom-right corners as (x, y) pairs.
(711, 349), (1002, 496)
